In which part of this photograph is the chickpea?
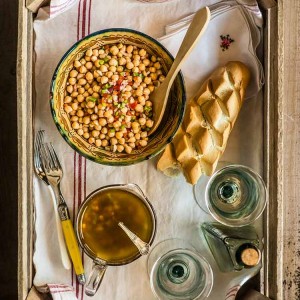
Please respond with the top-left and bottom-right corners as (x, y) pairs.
(106, 71), (113, 78)
(132, 121), (139, 129)
(138, 95), (146, 105)
(146, 119), (154, 128)
(132, 60), (139, 67)
(71, 103), (79, 110)
(119, 57), (126, 65)
(85, 72), (93, 81)
(86, 62), (93, 70)
(102, 139), (108, 147)
(83, 116), (90, 125)
(92, 49), (99, 56)
(127, 45), (133, 53)
(141, 131), (147, 138)
(78, 87), (85, 94)
(135, 133), (141, 140)
(143, 88), (150, 95)
(110, 65), (117, 73)
(68, 77), (76, 85)
(77, 110), (84, 117)
(71, 91), (79, 98)
(115, 131), (123, 139)
(99, 118), (107, 126)
(125, 85), (132, 92)
(86, 101), (95, 108)
(99, 133), (105, 139)
(91, 114), (98, 121)
(74, 60), (81, 68)
(145, 100), (152, 107)
(110, 137), (118, 145)
(64, 104), (72, 113)
(119, 138), (125, 145)
(70, 70), (78, 78)
(72, 122), (80, 129)
(101, 127), (108, 134)
(77, 128), (84, 136)
(91, 130), (100, 137)
(80, 58), (86, 65)
(128, 137), (136, 143)
(95, 139), (102, 147)
(135, 89), (143, 97)
(151, 56), (157, 62)
(107, 116), (114, 123)
(83, 132), (90, 139)
(79, 66), (87, 74)
(139, 63), (146, 71)
(117, 66), (124, 73)
(88, 137), (95, 144)
(150, 73), (158, 81)
(109, 58), (118, 66)
(139, 49), (146, 57)
(135, 104), (143, 112)
(110, 45), (119, 55)
(148, 85), (155, 92)
(111, 74), (119, 81)
(139, 140), (147, 147)
(129, 142), (136, 148)
(78, 78), (87, 86)
(108, 130), (115, 138)
(101, 76), (108, 84)
(134, 76), (142, 83)
(90, 55), (97, 62)
(66, 85), (73, 94)
(64, 96), (72, 103)
(125, 145), (132, 154)
(126, 62), (134, 69)
(86, 49), (93, 57)
(138, 117), (146, 125)
(117, 145), (124, 152)
(143, 59), (150, 66)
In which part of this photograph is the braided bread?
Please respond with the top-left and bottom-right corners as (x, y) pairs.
(157, 61), (250, 185)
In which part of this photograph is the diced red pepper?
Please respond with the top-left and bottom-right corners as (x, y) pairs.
(129, 101), (137, 109)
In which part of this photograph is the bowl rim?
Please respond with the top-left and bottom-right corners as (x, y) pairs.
(50, 28), (186, 165)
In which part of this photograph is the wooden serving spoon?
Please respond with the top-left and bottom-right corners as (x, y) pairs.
(148, 7), (211, 135)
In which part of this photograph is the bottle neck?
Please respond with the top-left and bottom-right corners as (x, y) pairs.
(235, 243), (261, 268)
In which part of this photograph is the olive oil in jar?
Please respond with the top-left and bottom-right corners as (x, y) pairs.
(78, 188), (154, 264)
(201, 222), (261, 272)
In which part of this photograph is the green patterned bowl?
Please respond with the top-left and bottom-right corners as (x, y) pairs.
(50, 28), (186, 165)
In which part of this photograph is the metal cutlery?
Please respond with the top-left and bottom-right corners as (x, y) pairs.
(35, 130), (85, 285)
(34, 131), (71, 270)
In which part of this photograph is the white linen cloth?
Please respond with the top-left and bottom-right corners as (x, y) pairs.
(33, 1), (264, 299)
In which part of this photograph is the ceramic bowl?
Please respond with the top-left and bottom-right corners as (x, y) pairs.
(50, 28), (186, 165)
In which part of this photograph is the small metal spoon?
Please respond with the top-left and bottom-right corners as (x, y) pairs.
(148, 7), (211, 135)
(118, 222), (150, 255)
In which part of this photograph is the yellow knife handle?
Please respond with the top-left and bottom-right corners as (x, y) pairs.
(61, 219), (86, 284)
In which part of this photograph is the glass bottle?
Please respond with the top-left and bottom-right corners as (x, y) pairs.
(201, 222), (261, 273)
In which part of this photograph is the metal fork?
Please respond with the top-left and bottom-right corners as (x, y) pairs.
(39, 140), (86, 285)
(34, 130), (71, 270)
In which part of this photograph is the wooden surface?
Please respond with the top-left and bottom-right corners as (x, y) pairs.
(7, 1), (300, 300)
(17, 0), (34, 299)
(0, 0), (18, 299)
(278, 0), (300, 299)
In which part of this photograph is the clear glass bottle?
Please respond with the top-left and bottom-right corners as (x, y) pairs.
(201, 222), (261, 273)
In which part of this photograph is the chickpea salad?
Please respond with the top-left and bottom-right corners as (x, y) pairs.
(63, 43), (165, 154)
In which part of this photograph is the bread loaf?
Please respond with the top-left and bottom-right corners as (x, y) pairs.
(157, 61), (250, 185)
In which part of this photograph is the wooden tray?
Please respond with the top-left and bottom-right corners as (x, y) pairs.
(17, 0), (282, 299)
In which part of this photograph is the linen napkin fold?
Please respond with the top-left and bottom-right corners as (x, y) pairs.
(158, 4), (263, 100)
(47, 284), (78, 300)
(32, 0), (264, 299)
